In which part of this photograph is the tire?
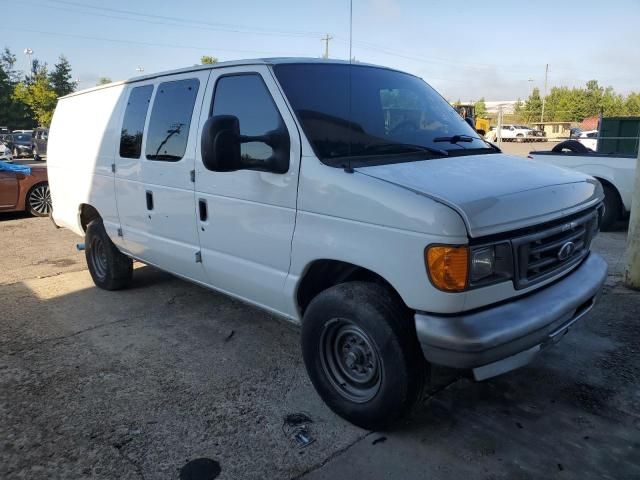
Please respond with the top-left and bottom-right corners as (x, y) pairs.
(33, 147), (40, 161)
(26, 182), (52, 217)
(85, 219), (133, 290)
(301, 281), (426, 430)
(516, 134), (524, 143)
(600, 184), (621, 231)
(552, 140), (590, 154)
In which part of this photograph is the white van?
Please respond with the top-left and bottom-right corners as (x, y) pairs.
(48, 58), (607, 429)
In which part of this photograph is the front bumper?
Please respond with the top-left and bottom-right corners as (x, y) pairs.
(415, 253), (607, 380)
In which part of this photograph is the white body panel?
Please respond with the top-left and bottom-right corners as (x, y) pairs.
(47, 59), (605, 325)
(529, 152), (635, 212)
(193, 65), (300, 315)
(114, 70), (211, 283)
(48, 83), (125, 240)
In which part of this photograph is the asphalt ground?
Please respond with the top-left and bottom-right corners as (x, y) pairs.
(1, 190), (638, 479)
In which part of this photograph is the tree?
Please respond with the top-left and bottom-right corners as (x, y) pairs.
(13, 64), (57, 127)
(522, 87), (542, 122)
(474, 97), (487, 118)
(97, 77), (112, 85)
(200, 55), (218, 65)
(49, 55), (75, 97)
(0, 48), (34, 128)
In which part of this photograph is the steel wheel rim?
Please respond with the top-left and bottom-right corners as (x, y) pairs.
(29, 184), (52, 215)
(89, 237), (108, 280)
(320, 318), (382, 403)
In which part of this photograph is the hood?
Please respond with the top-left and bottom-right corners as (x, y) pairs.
(356, 153), (602, 238)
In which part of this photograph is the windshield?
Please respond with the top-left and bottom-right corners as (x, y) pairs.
(274, 63), (492, 166)
(14, 133), (32, 142)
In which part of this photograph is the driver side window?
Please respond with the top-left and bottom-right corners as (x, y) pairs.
(211, 74), (285, 162)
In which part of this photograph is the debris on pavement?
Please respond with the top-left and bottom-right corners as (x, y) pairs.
(282, 412), (315, 449)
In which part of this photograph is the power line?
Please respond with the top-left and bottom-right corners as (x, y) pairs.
(5, 27), (309, 57)
(30, 0), (326, 39)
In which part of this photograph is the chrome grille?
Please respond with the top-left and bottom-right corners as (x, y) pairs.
(512, 207), (600, 289)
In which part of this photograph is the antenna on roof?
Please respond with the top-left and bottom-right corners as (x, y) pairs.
(349, 0), (353, 64)
(345, 0), (354, 173)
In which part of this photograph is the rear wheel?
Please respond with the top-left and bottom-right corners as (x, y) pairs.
(26, 182), (52, 217)
(516, 134), (524, 143)
(33, 147), (40, 161)
(301, 281), (426, 430)
(85, 219), (133, 290)
(600, 184), (621, 231)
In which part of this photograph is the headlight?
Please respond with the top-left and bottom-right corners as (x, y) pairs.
(470, 243), (513, 286)
(426, 242), (513, 292)
(470, 247), (495, 282)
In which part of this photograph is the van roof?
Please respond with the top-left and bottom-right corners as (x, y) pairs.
(60, 57), (407, 99)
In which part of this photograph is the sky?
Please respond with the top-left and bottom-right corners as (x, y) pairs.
(3, 0), (639, 101)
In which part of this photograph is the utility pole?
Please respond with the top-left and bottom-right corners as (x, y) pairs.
(497, 105), (503, 147)
(24, 48), (34, 80)
(540, 64), (548, 123)
(321, 34), (333, 59)
(624, 142), (640, 289)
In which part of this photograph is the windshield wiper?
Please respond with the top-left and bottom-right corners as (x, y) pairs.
(433, 134), (475, 144)
(360, 142), (448, 157)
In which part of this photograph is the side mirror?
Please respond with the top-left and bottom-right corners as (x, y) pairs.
(201, 115), (290, 173)
(201, 115), (242, 172)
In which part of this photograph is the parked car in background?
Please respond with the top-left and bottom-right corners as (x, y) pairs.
(0, 127), (10, 135)
(497, 124), (536, 142)
(0, 161), (51, 216)
(0, 140), (13, 162)
(529, 143), (634, 229)
(32, 127), (49, 161)
(48, 58), (607, 429)
(577, 129), (598, 151)
(10, 132), (33, 158)
(527, 127), (547, 142)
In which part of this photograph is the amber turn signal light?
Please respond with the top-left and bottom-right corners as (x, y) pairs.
(425, 245), (469, 292)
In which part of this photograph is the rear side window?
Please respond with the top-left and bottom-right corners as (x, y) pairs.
(120, 85), (153, 158)
(211, 74), (284, 162)
(145, 78), (199, 161)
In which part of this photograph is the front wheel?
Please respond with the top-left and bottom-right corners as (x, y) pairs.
(85, 219), (133, 290)
(26, 182), (52, 217)
(301, 282), (426, 430)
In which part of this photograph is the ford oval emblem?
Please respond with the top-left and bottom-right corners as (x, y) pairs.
(558, 241), (576, 261)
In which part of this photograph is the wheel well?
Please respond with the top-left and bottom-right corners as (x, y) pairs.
(594, 177), (622, 214)
(296, 260), (405, 316)
(79, 204), (101, 232)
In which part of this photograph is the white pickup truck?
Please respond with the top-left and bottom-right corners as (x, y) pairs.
(529, 142), (636, 230)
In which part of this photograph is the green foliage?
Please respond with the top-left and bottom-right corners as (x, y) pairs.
(474, 97), (487, 118)
(521, 87), (542, 122)
(521, 80), (640, 123)
(1, 47), (80, 128)
(200, 55), (218, 65)
(0, 48), (34, 128)
(97, 77), (112, 86)
(49, 55), (75, 97)
(13, 64), (58, 127)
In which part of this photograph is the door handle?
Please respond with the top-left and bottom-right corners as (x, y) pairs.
(146, 190), (154, 210)
(199, 198), (208, 222)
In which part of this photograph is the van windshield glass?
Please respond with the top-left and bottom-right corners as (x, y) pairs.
(274, 63), (493, 167)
